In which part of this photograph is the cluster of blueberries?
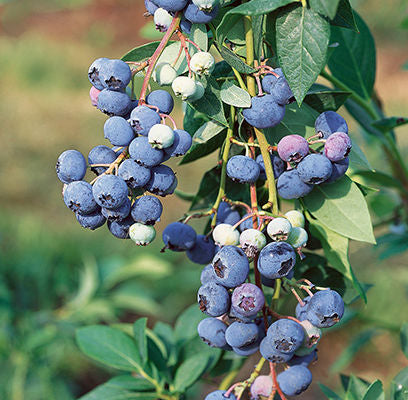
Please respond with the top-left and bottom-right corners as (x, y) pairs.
(194, 204), (345, 399)
(56, 57), (194, 244)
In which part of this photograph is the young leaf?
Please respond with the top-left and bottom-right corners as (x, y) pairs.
(173, 353), (212, 392)
(303, 90), (352, 113)
(218, 45), (257, 75)
(133, 318), (148, 366)
(319, 383), (343, 400)
(345, 375), (372, 400)
(328, 12), (376, 100)
(190, 24), (208, 51)
(228, 0), (297, 16)
(362, 380), (385, 400)
(309, 0), (340, 19)
(276, 4), (330, 104)
(220, 81), (251, 108)
(76, 325), (142, 371)
(122, 41), (169, 62)
(330, 0), (358, 32)
(372, 116), (408, 132)
(303, 176), (376, 244)
(401, 323), (408, 359)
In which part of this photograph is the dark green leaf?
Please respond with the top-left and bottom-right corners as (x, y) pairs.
(216, 13), (242, 46)
(348, 141), (373, 171)
(228, 0), (296, 16)
(174, 190), (195, 202)
(330, 0), (358, 32)
(107, 376), (156, 391)
(328, 13), (375, 99)
(345, 375), (372, 400)
(174, 353), (212, 392)
(174, 304), (206, 346)
(303, 90), (351, 113)
(220, 81), (251, 107)
(310, 0), (340, 19)
(319, 384), (343, 400)
(153, 322), (178, 367)
(76, 325), (142, 371)
(352, 170), (404, 191)
(401, 323), (408, 359)
(362, 380), (384, 400)
(189, 167), (220, 210)
(80, 383), (157, 400)
(122, 41), (165, 62)
(391, 367), (408, 399)
(252, 15), (264, 59)
(303, 176), (376, 244)
(133, 319), (148, 366)
(218, 46), (257, 75)
(276, 4), (330, 104)
(190, 24), (208, 51)
(372, 117), (408, 132)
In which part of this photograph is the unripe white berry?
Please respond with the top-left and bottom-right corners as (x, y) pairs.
(190, 51), (215, 75)
(286, 226), (308, 248)
(129, 223), (156, 245)
(212, 223), (240, 246)
(267, 217), (292, 241)
(239, 228), (267, 258)
(192, 0), (219, 11)
(153, 63), (178, 86)
(172, 76), (197, 100)
(148, 124), (175, 149)
(300, 320), (322, 348)
(188, 81), (205, 102)
(154, 8), (172, 32)
(284, 210), (305, 228)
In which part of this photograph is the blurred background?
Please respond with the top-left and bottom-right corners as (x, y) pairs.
(0, 0), (407, 398)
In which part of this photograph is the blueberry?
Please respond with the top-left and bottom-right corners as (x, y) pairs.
(129, 105), (161, 136)
(154, 8), (173, 32)
(255, 153), (286, 180)
(164, 129), (192, 157)
(92, 175), (129, 209)
(259, 337), (294, 363)
(64, 181), (98, 215)
(266, 217), (292, 241)
(108, 216), (134, 239)
(144, 164), (176, 196)
(271, 76), (294, 105)
(277, 169), (313, 199)
(97, 89), (132, 117)
(88, 57), (110, 90)
(187, 235), (216, 265)
(242, 95), (285, 129)
(250, 375), (273, 399)
(101, 197), (131, 221)
(172, 76), (197, 100)
(239, 229), (267, 258)
(295, 296), (310, 321)
(261, 74), (280, 94)
(190, 51), (215, 75)
(152, 0), (189, 12)
(225, 321), (260, 348)
(104, 116), (135, 146)
(277, 134), (309, 163)
(198, 318), (228, 348)
(148, 124), (175, 149)
(129, 223), (156, 245)
(198, 282), (230, 317)
(184, 3), (219, 23)
(192, 0), (219, 11)
(131, 195), (163, 225)
(297, 154), (333, 184)
(325, 157), (349, 183)
(231, 283), (264, 318)
(239, 213), (260, 232)
(304, 289), (344, 328)
(89, 86), (101, 106)
(144, 0), (158, 14)
(324, 131), (352, 162)
(146, 89), (174, 114)
(284, 210), (305, 228)
(299, 320), (322, 349)
(276, 366), (312, 396)
(216, 201), (241, 225)
(179, 17), (192, 34)
(99, 59), (131, 91)
(232, 341), (260, 356)
(258, 242), (296, 279)
(287, 350), (317, 368)
(200, 264), (216, 285)
(315, 111), (348, 139)
(56, 150), (87, 184)
(162, 222), (197, 251)
(212, 245), (249, 288)
(153, 62), (178, 86)
(226, 155), (260, 184)
(212, 223), (240, 246)
(118, 159), (151, 189)
(88, 145), (117, 175)
(286, 226), (308, 248)
(204, 390), (236, 400)
(261, 275), (275, 288)
(76, 209), (106, 230)
(128, 136), (164, 167)
(189, 80), (205, 102)
(266, 319), (304, 354)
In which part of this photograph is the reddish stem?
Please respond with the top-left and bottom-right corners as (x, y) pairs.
(176, 30), (192, 77)
(270, 362), (287, 400)
(160, 113), (177, 129)
(290, 287), (305, 306)
(255, 74), (264, 96)
(185, 37), (202, 51)
(172, 42), (184, 67)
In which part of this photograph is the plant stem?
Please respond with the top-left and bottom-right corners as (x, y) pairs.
(232, 67), (248, 91)
(219, 367), (242, 391)
(243, 16), (256, 96)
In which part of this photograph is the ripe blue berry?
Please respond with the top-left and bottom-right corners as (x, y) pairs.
(128, 136), (164, 167)
(144, 164), (176, 196)
(129, 223), (156, 245)
(276, 366), (312, 396)
(76, 209), (106, 230)
(146, 89), (174, 114)
(184, 3), (219, 23)
(88, 57), (110, 90)
(88, 145), (117, 175)
(259, 337), (293, 363)
(99, 59), (131, 91)
(255, 153), (286, 180)
(144, 0), (158, 14)
(324, 131), (352, 161)
(232, 341), (260, 356)
(152, 0), (189, 12)
(92, 175), (129, 209)
(198, 318), (228, 348)
(216, 202), (241, 225)
(179, 17), (192, 34)
(118, 159), (151, 189)
(266, 319), (305, 354)
(164, 129), (192, 157)
(198, 282), (230, 317)
(325, 157), (349, 183)
(104, 116), (135, 146)
(225, 321), (260, 348)
(277, 135), (309, 163)
(212, 245), (249, 288)
(56, 150), (87, 184)
(201, 264), (216, 285)
(258, 242), (296, 279)
(162, 222), (197, 251)
(205, 390), (236, 400)
(239, 213), (261, 232)
(261, 72), (281, 94)
(271, 75), (294, 105)
(101, 197), (131, 221)
(315, 111), (348, 139)
(64, 181), (98, 215)
(226, 155), (260, 184)
(277, 169), (313, 199)
(131, 195), (163, 225)
(242, 95), (285, 129)
(295, 296), (310, 322)
(231, 283), (264, 318)
(287, 350), (317, 368)
(107, 216), (134, 239)
(187, 235), (216, 265)
(129, 105), (161, 136)
(97, 89), (131, 117)
(297, 153), (333, 184)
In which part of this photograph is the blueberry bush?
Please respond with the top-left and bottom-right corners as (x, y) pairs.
(55, 0), (408, 398)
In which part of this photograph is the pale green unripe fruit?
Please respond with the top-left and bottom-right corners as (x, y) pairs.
(286, 226), (308, 248)
(129, 223), (156, 245)
(172, 76), (197, 100)
(153, 63), (178, 86)
(300, 320), (322, 348)
(154, 8), (172, 32)
(239, 228), (267, 258)
(190, 51), (215, 75)
(295, 343), (317, 357)
(148, 124), (175, 149)
(267, 217), (292, 241)
(284, 210), (305, 228)
(192, 0), (219, 11)
(212, 223), (240, 246)
(188, 81), (205, 102)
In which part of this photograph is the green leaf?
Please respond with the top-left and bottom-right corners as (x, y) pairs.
(310, 0), (340, 19)
(348, 141), (374, 171)
(157, 41), (197, 75)
(218, 45), (257, 75)
(351, 170), (404, 191)
(303, 176), (376, 244)
(362, 380), (385, 400)
(400, 323), (408, 359)
(276, 4), (330, 104)
(345, 376), (371, 400)
(319, 384), (343, 400)
(303, 90), (352, 113)
(174, 353), (212, 392)
(133, 318), (148, 366)
(328, 12), (375, 100)
(179, 121), (227, 165)
(80, 383), (156, 400)
(330, 0), (358, 32)
(122, 41), (165, 62)
(108, 375), (156, 391)
(190, 24), (208, 51)
(372, 117), (408, 132)
(174, 189), (195, 202)
(391, 368), (408, 399)
(220, 81), (251, 108)
(190, 77), (228, 126)
(76, 325), (142, 371)
(174, 304), (206, 345)
(228, 0), (296, 16)
(252, 15), (264, 60)
(330, 329), (379, 373)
